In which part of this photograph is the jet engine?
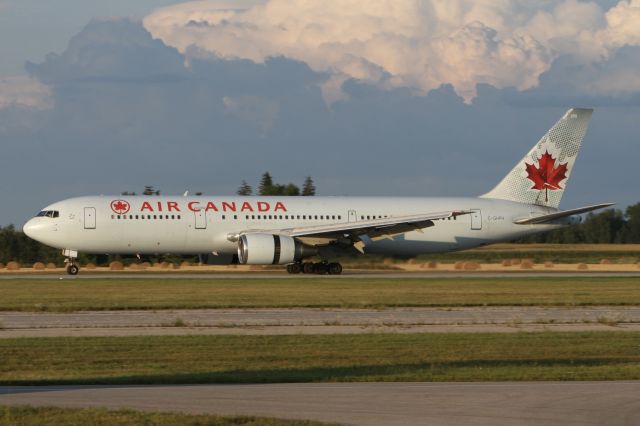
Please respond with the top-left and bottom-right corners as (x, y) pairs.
(237, 233), (317, 265)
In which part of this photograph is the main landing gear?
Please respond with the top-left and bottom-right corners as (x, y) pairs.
(286, 262), (343, 275)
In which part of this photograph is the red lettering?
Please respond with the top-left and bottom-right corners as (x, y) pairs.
(274, 202), (287, 212)
(157, 201), (163, 212)
(188, 201), (201, 212)
(257, 201), (270, 212)
(167, 201), (180, 212)
(240, 202), (254, 212)
(222, 201), (236, 212)
(141, 201), (154, 212)
(205, 201), (218, 212)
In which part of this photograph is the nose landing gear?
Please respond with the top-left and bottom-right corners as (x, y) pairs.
(66, 263), (79, 275)
(62, 249), (79, 275)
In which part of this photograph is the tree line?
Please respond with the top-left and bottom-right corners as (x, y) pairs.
(237, 172), (316, 196)
(3, 202), (640, 265)
(120, 174), (317, 197)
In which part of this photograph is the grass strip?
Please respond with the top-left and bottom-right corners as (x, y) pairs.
(0, 405), (329, 426)
(1, 332), (639, 384)
(1, 277), (640, 311)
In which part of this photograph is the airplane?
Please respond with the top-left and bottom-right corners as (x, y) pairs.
(23, 108), (612, 275)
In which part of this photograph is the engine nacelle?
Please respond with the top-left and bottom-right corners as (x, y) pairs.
(237, 233), (317, 265)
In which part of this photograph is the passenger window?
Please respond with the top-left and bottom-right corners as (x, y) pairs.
(153, 215), (157, 219)
(177, 215), (181, 219)
(222, 215), (226, 220)
(234, 215), (238, 220)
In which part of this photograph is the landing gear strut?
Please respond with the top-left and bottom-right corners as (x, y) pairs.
(288, 261), (343, 275)
(62, 249), (80, 275)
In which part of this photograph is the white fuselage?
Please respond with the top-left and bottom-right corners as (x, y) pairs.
(23, 195), (564, 257)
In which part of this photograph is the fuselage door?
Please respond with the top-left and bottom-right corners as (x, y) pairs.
(84, 207), (96, 229)
(348, 210), (357, 222)
(470, 209), (482, 230)
(194, 210), (207, 229)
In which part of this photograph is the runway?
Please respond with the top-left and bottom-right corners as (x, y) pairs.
(2, 271), (640, 280)
(2, 382), (639, 425)
(2, 306), (639, 337)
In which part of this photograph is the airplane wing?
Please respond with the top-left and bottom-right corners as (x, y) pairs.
(513, 203), (614, 225)
(234, 210), (471, 248)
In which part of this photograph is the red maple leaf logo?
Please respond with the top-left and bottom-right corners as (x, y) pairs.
(110, 200), (130, 214)
(525, 150), (568, 202)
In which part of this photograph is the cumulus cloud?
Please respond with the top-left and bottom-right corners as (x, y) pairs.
(143, 0), (640, 103)
(0, 76), (53, 110)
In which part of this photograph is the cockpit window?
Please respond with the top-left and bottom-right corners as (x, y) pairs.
(37, 210), (59, 218)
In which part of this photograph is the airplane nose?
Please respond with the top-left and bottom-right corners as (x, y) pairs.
(23, 218), (44, 241)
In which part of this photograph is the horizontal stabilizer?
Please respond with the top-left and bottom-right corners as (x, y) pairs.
(514, 203), (614, 225)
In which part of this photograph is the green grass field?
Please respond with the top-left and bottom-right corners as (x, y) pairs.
(0, 406), (330, 426)
(1, 277), (640, 311)
(1, 332), (639, 385)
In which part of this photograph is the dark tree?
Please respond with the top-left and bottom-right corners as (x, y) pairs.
(143, 186), (160, 196)
(258, 173), (274, 195)
(302, 176), (316, 196)
(237, 180), (253, 196)
(283, 183), (300, 196)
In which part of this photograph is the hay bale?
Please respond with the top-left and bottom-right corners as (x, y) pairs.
(501, 259), (512, 267)
(600, 259), (612, 265)
(6, 261), (20, 270)
(427, 261), (438, 269)
(160, 262), (170, 269)
(85, 263), (97, 270)
(141, 262), (151, 268)
(109, 261), (124, 271)
(180, 261), (191, 268)
(171, 263), (181, 270)
(0, 262), (4, 269)
(454, 261), (465, 270)
(33, 262), (46, 270)
(520, 260), (534, 269)
(383, 258), (395, 265)
(577, 263), (589, 270)
(544, 261), (554, 268)
(45, 262), (57, 269)
(511, 258), (521, 265)
(128, 263), (139, 270)
(463, 262), (481, 270)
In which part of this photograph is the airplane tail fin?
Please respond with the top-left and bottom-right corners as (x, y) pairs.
(480, 108), (593, 208)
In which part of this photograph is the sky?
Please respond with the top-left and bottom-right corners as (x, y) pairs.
(1, 0), (639, 227)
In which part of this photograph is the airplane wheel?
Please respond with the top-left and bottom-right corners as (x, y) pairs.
(66, 264), (79, 275)
(287, 263), (302, 274)
(328, 262), (343, 275)
(302, 262), (315, 274)
(315, 262), (329, 275)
